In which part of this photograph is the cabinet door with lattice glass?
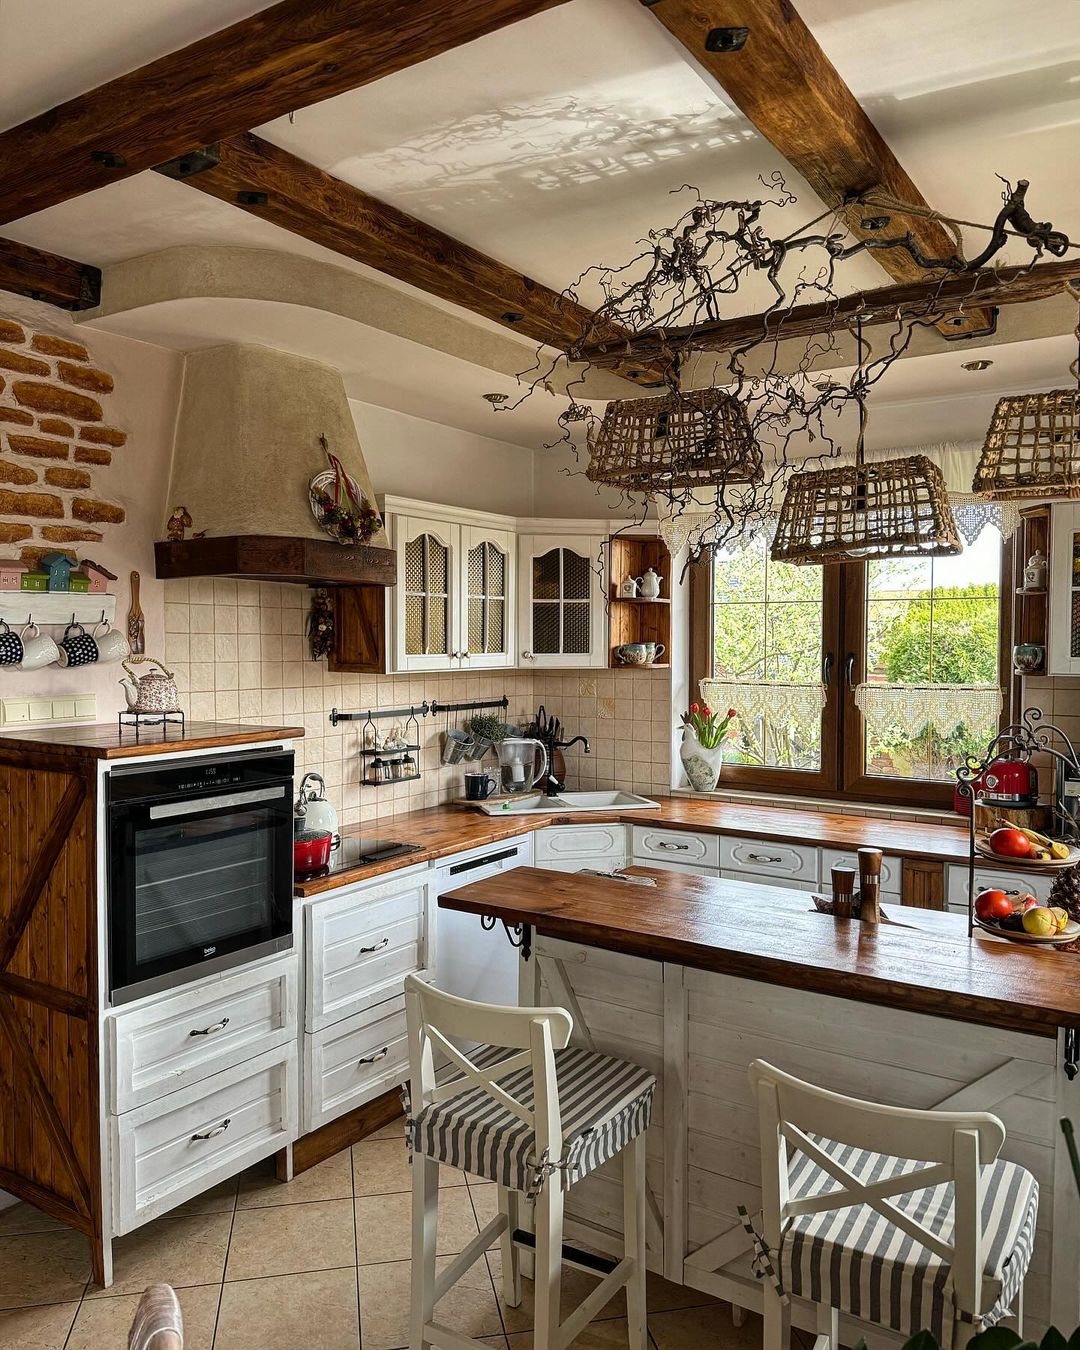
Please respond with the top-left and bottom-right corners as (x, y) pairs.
(1049, 503), (1080, 675)
(461, 526), (514, 668)
(518, 534), (606, 668)
(394, 516), (461, 671)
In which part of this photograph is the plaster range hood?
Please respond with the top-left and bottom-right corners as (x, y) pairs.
(155, 344), (395, 586)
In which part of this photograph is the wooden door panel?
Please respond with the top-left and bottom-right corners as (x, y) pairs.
(0, 755), (100, 1244)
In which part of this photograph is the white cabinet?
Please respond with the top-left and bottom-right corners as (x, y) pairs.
(303, 995), (410, 1133)
(632, 826), (719, 870)
(1049, 503), (1080, 674)
(947, 862), (1055, 914)
(822, 847), (901, 897)
(385, 501), (515, 672)
(535, 824), (628, 872)
(518, 533), (607, 668)
(720, 837), (819, 890)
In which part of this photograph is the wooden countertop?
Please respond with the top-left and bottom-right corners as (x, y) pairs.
(440, 865), (1080, 1037)
(0, 720), (304, 760)
(295, 795), (975, 896)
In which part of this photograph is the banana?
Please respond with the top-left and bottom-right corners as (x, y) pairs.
(995, 819), (1059, 852)
(1051, 840), (1071, 861)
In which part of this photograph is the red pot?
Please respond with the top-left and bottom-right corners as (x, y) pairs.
(294, 829), (333, 873)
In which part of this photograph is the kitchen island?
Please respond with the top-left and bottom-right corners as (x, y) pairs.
(440, 866), (1080, 1343)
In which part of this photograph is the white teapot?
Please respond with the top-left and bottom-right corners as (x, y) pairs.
(638, 567), (662, 600)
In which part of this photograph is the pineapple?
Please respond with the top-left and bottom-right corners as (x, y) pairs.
(1048, 864), (1080, 924)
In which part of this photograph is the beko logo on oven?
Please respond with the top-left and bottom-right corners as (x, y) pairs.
(203, 946), (217, 958)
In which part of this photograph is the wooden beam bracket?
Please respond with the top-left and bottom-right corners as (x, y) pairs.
(154, 145), (222, 181)
(0, 237), (101, 311)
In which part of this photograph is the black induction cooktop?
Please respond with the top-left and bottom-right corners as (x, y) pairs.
(296, 835), (422, 881)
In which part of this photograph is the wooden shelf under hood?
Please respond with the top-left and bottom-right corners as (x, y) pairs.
(155, 535), (396, 586)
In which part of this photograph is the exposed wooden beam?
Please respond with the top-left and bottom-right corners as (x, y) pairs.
(0, 0), (572, 226)
(581, 257), (1080, 368)
(158, 134), (663, 382)
(645, 0), (994, 338)
(0, 237), (101, 310)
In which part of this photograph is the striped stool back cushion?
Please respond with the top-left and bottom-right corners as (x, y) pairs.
(412, 1043), (655, 1193)
(780, 1135), (1038, 1349)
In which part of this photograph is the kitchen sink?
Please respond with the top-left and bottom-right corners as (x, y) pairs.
(479, 790), (660, 815)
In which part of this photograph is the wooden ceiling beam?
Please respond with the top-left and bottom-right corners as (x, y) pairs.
(645, 0), (995, 338)
(158, 134), (664, 382)
(581, 258), (1080, 368)
(0, 238), (101, 311)
(0, 0), (572, 227)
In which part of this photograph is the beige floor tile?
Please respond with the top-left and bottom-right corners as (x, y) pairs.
(216, 1267), (359, 1350)
(487, 1252), (625, 1335)
(0, 1299), (78, 1349)
(0, 1228), (90, 1309)
(507, 1316), (636, 1347)
(649, 1302), (762, 1348)
(0, 1203), (64, 1237)
(85, 1212), (232, 1299)
(226, 1197), (356, 1281)
(355, 1187), (478, 1264)
(67, 1283), (219, 1350)
(359, 1255), (501, 1350)
(170, 1176), (239, 1217)
(367, 1115), (407, 1141)
(353, 1138), (465, 1195)
(237, 1149), (353, 1208)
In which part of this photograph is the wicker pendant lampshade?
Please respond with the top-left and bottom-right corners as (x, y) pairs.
(586, 388), (761, 493)
(972, 283), (1080, 499)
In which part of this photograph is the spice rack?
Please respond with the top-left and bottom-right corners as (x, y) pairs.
(606, 534), (671, 670)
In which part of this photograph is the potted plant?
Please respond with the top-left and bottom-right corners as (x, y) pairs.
(464, 714), (516, 761)
(678, 702), (736, 791)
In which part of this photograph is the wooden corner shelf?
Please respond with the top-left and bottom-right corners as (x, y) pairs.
(606, 534), (672, 669)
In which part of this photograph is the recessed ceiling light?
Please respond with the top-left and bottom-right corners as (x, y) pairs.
(962, 359), (993, 372)
(482, 393), (508, 406)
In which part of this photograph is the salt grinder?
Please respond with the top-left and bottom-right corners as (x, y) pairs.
(857, 847), (883, 925)
(831, 865), (856, 919)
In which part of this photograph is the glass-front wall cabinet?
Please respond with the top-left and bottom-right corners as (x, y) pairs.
(518, 534), (606, 668)
(1050, 503), (1080, 674)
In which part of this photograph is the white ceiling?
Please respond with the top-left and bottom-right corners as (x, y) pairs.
(1, 0), (1078, 452)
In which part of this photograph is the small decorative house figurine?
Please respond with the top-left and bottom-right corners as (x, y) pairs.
(79, 558), (117, 595)
(20, 569), (48, 593)
(0, 560), (27, 591)
(68, 570), (91, 593)
(39, 552), (76, 592)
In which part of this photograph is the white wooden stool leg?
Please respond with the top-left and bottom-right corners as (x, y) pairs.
(1015, 1282), (1025, 1337)
(731, 1303), (746, 1328)
(533, 1181), (564, 1350)
(763, 1285), (789, 1350)
(499, 1186), (522, 1308)
(623, 1132), (647, 1350)
(814, 1302), (838, 1350)
(410, 1154), (439, 1350)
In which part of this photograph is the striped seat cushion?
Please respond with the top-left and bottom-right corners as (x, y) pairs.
(412, 1044), (655, 1193)
(780, 1135), (1038, 1350)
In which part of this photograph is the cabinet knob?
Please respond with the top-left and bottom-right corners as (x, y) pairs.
(522, 651), (533, 660)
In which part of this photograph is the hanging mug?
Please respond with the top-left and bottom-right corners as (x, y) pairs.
(93, 623), (130, 664)
(57, 621), (99, 668)
(19, 623), (60, 671)
(0, 620), (23, 666)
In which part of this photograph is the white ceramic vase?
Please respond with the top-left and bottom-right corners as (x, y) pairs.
(680, 725), (725, 791)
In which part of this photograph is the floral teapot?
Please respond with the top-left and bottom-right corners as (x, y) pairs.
(119, 657), (181, 713)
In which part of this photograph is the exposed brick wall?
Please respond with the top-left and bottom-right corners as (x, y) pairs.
(0, 316), (127, 565)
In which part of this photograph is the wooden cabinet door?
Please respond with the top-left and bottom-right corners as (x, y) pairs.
(392, 516), (460, 671)
(518, 534), (605, 668)
(1049, 503), (1080, 674)
(461, 525), (514, 669)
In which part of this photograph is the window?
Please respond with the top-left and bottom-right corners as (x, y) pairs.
(690, 527), (1012, 806)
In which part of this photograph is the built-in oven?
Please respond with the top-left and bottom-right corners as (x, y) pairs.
(107, 748), (295, 1005)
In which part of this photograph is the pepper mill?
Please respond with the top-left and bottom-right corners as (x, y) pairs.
(857, 847), (883, 925)
(831, 865), (857, 920)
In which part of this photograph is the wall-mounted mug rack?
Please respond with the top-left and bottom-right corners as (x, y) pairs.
(0, 592), (117, 628)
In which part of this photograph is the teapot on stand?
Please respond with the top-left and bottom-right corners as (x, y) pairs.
(118, 657), (181, 714)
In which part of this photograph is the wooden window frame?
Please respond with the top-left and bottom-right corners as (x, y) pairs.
(688, 535), (1015, 809)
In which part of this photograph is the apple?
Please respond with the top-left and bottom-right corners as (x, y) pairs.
(1023, 907), (1058, 937)
(989, 827), (1033, 859)
(1049, 906), (1070, 933)
(975, 888), (1014, 922)
(1018, 893), (1040, 912)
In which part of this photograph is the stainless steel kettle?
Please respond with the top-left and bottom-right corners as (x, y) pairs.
(294, 772), (339, 848)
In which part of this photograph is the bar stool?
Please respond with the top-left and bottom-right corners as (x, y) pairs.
(403, 973), (655, 1350)
(748, 1059), (1039, 1350)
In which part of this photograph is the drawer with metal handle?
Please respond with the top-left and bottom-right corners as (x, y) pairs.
(822, 847), (901, 897)
(303, 995), (410, 1133)
(108, 954), (297, 1113)
(720, 836), (818, 882)
(111, 1043), (296, 1233)
(306, 873), (428, 1031)
(632, 826), (719, 868)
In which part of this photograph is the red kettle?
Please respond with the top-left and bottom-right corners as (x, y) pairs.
(954, 753), (1039, 816)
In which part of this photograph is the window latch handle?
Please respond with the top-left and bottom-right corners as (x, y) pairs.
(845, 653), (857, 692)
(822, 653), (833, 689)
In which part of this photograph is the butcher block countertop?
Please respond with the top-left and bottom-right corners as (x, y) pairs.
(294, 795), (974, 896)
(0, 720), (304, 761)
(440, 865), (1080, 1036)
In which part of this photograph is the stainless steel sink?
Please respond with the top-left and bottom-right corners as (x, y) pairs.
(479, 790), (660, 815)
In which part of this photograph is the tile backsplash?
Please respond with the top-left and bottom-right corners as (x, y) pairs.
(163, 578), (674, 826)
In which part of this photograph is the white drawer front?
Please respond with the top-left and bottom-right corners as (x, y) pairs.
(643, 859), (718, 877)
(947, 863), (1054, 912)
(304, 996), (410, 1133)
(112, 1043), (296, 1234)
(720, 836), (818, 884)
(109, 956), (297, 1114)
(306, 873), (428, 1032)
(535, 825), (628, 864)
(821, 847), (901, 896)
(720, 869), (816, 893)
(632, 826), (719, 868)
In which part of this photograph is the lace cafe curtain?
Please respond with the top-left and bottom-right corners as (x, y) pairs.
(854, 682), (1003, 740)
(701, 678), (827, 741)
